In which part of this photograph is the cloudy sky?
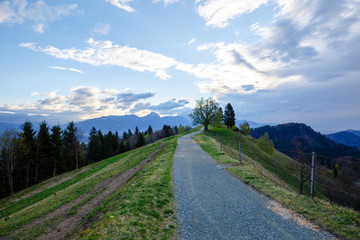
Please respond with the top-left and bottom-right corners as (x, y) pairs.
(0, 0), (359, 133)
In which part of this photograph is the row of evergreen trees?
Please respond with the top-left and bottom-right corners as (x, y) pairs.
(0, 120), (190, 198)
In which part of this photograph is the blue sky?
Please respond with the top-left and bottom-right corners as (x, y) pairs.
(0, 0), (359, 133)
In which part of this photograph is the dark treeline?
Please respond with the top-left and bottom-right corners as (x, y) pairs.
(0, 120), (191, 199)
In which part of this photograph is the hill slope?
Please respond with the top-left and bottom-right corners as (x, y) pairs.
(193, 128), (360, 240)
(325, 131), (360, 149)
(0, 131), (188, 239)
(250, 123), (360, 158)
(1, 126), (359, 239)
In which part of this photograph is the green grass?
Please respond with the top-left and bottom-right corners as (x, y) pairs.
(203, 127), (328, 197)
(0, 143), (160, 237)
(0, 126), (201, 239)
(72, 138), (178, 240)
(0, 127), (201, 239)
(193, 131), (360, 240)
(0, 151), (132, 219)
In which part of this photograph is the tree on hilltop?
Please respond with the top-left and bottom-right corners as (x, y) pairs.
(189, 97), (220, 131)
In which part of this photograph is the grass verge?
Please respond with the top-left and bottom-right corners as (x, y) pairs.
(72, 138), (178, 240)
(0, 127), (201, 239)
(0, 143), (160, 237)
(193, 131), (360, 240)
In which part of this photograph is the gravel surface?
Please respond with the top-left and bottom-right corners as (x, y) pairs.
(173, 132), (335, 240)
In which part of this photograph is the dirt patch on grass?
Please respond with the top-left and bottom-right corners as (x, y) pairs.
(267, 200), (324, 232)
(21, 168), (90, 200)
(0, 168), (90, 212)
(12, 145), (165, 240)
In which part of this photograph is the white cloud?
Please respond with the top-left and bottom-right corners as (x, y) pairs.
(106, 0), (135, 12)
(130, 98), (191, 115)
(0, 0), (78, 33)
(0, 86), (190, 120)
(0, 1), (15, 24)
(196, 0), (268, 28)
(19, 0), (360, 99)
(187, 38), (196, 45)
(48, 66), (84, 74)
(185, 0), (360, 96)
(19, 42), (37, 51)
(22, 38), (177, 80)
(68, 68), (84, 74)
(32, 23), (44, 33)
(153, 0), (179, 5)
(93, 23), (111, 35)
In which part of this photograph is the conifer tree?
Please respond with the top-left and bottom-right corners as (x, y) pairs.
(122, 131), (128, 140)
(147, 125), (153, 135)
(50, 125), (62, 177)
(136, 133), (146, 148)
(63, 122), (81, 170)
(87, 127), (98, 164)
(35, 121), (51, 184)
(20, 121), (36, 187)
(223, 103), (236, 128)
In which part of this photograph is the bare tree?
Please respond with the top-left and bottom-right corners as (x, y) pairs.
(0, 130), (20, 195)
(295, 150), (311, 194)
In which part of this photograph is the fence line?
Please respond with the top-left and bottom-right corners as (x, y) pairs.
(205, 132), (360, 208)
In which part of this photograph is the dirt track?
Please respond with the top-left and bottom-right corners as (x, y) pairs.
(12, 144), (164, 240)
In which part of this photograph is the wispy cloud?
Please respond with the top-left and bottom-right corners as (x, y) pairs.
(48, 66), (84, 74)
(0, 0), (78, 33)
(153, 0), (179, 6)
(21, 38), (177, 80)
(196, 0), (268, 28)
(32, 23), (44, 33)
(106, 0), (135, 12)
(92, 23), (111, 35)
(187, 38), (196, 45)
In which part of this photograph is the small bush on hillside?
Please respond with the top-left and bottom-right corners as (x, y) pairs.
(257, 132), (274, 156)
(239, 122), (251, 135)
(230, 126), (238, 131)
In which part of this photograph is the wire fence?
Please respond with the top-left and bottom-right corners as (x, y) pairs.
(205, 131), (360, 209)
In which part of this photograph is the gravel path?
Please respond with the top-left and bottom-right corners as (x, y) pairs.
(173, 132), (335, 240)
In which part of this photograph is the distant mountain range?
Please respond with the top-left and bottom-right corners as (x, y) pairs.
(0, 122), (20, 132)
(325, 130), (360, 150)
(237, 119), (276, 129)
(250, 123), (360, 159)
(0, 112), (192, 135)
(75, 112), (192, 134)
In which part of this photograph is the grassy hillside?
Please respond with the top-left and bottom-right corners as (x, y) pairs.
(194, 127), (360, 240)
(203, 127), (320, 196)
(0, 127), (199, 240)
